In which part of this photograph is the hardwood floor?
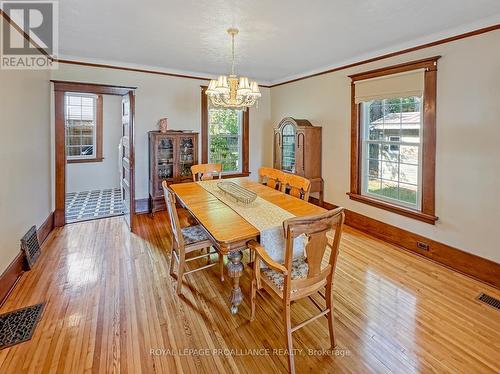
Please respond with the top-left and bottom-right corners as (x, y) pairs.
(0, 212), (499, 373)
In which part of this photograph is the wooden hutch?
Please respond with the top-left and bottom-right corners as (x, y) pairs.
(149, 130), (198, 213)
(273, 117), (323, 204)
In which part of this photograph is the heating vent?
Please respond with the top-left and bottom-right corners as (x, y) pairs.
(477, 293), (500, 311)
(20, 226), (41, 270)
(0, 303), (44, 349)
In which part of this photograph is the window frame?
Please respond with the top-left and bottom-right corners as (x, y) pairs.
(201, 86), (250, 177)
(348, 56), (440, 225)
(65, 93), (103, 164)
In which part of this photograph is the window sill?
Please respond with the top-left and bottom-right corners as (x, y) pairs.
(221, 172), (251, 179)
(67, 157), (104, 164)
(347, 192), (438, 225)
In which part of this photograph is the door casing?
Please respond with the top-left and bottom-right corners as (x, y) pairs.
(52, 81), (137, 230)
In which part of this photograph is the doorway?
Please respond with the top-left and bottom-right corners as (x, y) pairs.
(64, 93), (123, 223)
(53, 81), (137, 231)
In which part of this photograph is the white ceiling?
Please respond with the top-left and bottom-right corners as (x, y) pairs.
(59, 0), (500, 85)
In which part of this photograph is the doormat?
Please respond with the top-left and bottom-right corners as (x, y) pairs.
(0, 303), (44, 350)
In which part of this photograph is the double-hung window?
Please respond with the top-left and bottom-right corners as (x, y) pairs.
(349, 57), (439, 224)
(361, 97), (422, 209)
(65, 93), (103, 163)
(201, 87), (249, 176)
(208, 105), (243, 173)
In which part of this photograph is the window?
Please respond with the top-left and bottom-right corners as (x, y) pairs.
(361, 97), (422, 209)
(208, 105), (243, 172)
(65, 93), (103, 163)
(201, 87), (249, 176)
(349, 57), (439, 224)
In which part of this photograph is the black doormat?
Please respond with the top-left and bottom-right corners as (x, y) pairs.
(0, 303), (44, 350)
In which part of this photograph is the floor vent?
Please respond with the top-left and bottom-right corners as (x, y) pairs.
(20, 226), (41, 269)
(0, 303), (44, 350)
(477, 293), (500, 311)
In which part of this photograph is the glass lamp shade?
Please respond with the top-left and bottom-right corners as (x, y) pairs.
(215, 75), (230, 94)
(206, 79), (218, 95)
(250, 81), (261, 97)
(237, 76), (251, 96)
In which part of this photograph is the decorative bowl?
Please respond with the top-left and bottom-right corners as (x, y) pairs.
(217, 181), (257, 204)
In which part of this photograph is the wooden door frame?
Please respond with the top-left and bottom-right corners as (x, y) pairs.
(52, 81), (137, 228)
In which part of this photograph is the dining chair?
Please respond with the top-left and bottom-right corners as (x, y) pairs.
(163, 182), (225, 295)
(191, 163), (222, 181)
(258, 167), (284, 190)
(248, 207), (345, 374)
(281, 173), (311, 201)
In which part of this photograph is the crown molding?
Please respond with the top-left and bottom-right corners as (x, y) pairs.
(56, 55), (272, 88)
(270, 20), (500, 87)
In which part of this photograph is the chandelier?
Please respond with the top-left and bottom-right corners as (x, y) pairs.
(206, 28), (261, 110)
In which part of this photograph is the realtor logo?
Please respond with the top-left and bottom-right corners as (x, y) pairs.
(1, 1), (58, 69)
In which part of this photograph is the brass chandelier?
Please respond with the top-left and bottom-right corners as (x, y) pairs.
(206, 28), (261, 110)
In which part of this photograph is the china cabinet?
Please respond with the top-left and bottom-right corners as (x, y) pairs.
(273, 117), (324, 203)
(149, 131), (198, 212)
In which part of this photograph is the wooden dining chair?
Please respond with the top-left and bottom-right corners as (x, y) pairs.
(163, 182), (225, 295)
(258, 167), (284, 190)
(191, 163), (222, 181)
(281, 173), (311, 201)
(248, 208), (345, 374)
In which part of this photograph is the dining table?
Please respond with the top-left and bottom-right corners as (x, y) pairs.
(169, 177), (326, 314)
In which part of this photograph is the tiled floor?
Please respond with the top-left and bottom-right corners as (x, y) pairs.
(66, 188), (123, 223)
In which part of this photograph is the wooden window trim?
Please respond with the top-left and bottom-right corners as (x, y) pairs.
(348, 56), (440, 224)
(200, 86), (250, 177)
(66, 94), (104, 164)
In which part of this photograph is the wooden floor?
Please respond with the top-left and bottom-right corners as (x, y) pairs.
(1, 212), (499, 373)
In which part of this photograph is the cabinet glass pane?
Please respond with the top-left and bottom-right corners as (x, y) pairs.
(281, 123), (295, 172)
(179, 137), (194, 178)
(158, 138), (173, 179)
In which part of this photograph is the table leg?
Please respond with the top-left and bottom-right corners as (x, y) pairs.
(227, 250), (244, 315)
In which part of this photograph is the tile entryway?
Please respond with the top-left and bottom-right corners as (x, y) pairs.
(66, 188), (123, 223)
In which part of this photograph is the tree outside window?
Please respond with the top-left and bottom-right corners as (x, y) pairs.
(208, 107), (243, 172)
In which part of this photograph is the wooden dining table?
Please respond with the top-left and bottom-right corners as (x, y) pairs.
(170, 177), (326, 314)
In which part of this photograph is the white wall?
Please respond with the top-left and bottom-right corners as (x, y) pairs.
(0, 69), (52, 274)
(50, 65), (272, 199)
(270, 30), (500, 263)
(66, 95), (122, 193)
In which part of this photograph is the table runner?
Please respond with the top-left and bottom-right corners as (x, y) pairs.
(196, 180), (305, 263)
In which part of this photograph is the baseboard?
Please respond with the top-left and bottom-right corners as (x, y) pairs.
(0, 251), (26, 307)
(0, 211), (55, 307)
(309, 197), (500, 289)
(309, 197), (336, 211)
(135, 198), (150, 215)
(37, 211), (54, 244)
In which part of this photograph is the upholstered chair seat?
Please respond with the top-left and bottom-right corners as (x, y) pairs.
(261, 256), (309, 293)
(181, 225), (210, 245)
